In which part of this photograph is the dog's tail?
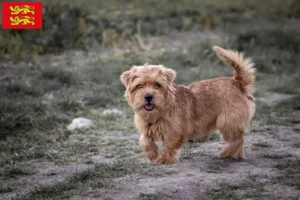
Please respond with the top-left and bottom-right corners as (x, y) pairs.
(212, 46), (255, 100)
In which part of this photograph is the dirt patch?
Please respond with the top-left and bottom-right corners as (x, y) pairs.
(71, 129), (300, 200)
(277, 128), (300, 142)
(4, 115), (299, 199)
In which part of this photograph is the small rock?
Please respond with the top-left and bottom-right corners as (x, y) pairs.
(67, 117), (93, 131)
(102, 108), (123, 116)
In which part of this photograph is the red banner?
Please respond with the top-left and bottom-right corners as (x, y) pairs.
(2, 2), (42, 29)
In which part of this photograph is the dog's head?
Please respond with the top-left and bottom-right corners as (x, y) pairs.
(120, 64), (176, 118)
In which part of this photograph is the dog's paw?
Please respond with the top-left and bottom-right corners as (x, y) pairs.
(146, 151), (159, 162)
(155, 156), (177, 164)
(218, 151), (246, 160)
(218, 151), (229, 159)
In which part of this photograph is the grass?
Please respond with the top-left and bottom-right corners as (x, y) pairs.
(14, 160), (166, 200)
(200, 184), (239, 200)
(182, 132), (220, 160)
(267, 95), (300, 126)
(0, 185), (13, 193)
(0, 165), (35, 179)
(0, 64), (81, 140)
(14, 162), (130, 200)
(274, 159), (300, 189)
(251, 94), (300, 133)
(199, 176), (266, 200)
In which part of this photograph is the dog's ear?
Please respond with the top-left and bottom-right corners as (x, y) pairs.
(120, 71), (132, 88)
(164, 68), (176, 83)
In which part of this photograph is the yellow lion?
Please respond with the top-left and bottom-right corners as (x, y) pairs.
(10, 5), (35, 15)
(10, 16), (35, 25)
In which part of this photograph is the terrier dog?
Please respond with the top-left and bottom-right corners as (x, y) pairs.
(120, 46), (255, 164)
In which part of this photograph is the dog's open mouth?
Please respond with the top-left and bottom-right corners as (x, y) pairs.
(144, 103), (154, 111)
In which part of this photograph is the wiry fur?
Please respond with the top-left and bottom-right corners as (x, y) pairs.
(120, 46), (256, 164)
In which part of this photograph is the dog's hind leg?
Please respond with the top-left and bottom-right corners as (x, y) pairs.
(217, 115), (246, 159)
(139, 134), (159, 162)
(219, 136), (245, 159)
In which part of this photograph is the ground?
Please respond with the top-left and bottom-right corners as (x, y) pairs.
(0, 0), (300, 200)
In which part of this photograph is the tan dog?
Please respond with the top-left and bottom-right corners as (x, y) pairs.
(120, 46), (255, 164)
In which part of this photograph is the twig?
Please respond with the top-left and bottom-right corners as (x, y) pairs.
(134, 34), (151, 51)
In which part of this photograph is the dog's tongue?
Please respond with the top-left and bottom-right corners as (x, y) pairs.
(145, 104), (154, 110)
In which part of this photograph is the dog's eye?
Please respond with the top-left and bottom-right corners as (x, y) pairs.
(136, 84), (143, 89)
(154, 83), (161, 89)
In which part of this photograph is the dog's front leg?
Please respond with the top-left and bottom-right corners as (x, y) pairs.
(139, 134), (159, 162)
(156, 135), (185, 164)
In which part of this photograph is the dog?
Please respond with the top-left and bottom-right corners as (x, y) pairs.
(120, 46), (255, 164)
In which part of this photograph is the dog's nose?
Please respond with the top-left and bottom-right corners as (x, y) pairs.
(144, 93), (153, 102)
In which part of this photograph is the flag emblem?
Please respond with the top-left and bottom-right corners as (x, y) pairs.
(2, 2), (42, 29)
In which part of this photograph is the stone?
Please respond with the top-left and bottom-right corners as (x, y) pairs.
(67, 117), (93, 131)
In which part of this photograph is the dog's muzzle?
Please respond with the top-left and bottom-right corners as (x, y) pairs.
(144, 93), (154, 111)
